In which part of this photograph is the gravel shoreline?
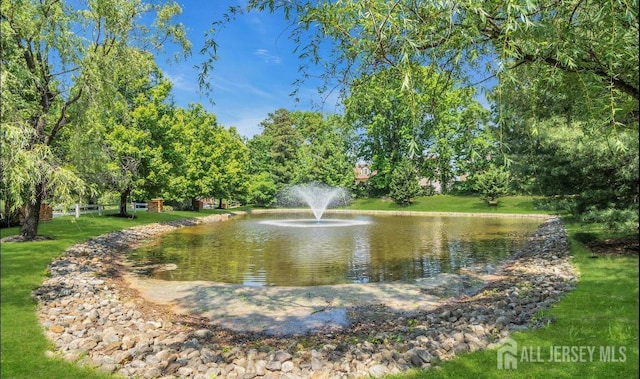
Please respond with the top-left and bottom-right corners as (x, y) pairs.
(33, 212), (577, 378)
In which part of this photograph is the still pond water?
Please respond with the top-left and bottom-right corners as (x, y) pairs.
(128, 213), (541, 287)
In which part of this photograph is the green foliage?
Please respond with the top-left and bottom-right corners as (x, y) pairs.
(292, 112), (355, 188)
(258, 109), (301, 186)
(171, 104), (250, 206)
(243, 0), (638, 114)
(388, 159), (423, 206)
(472, 164), (511, 205)
(581, 208), (639, 236)
(80, 62), (175, 208)
(235, 0), (638, 217)
(345, 66), (493, 194)
(0, 0), (189, 237)
(246, 172), (278, 207)
(248, 109), (356, 195)
(211, 126), (250, 203)
(505, 120), (638, 231)
(1, 125), (86, 212)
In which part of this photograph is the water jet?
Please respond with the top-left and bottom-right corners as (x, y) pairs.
(284, 182), (350, 222)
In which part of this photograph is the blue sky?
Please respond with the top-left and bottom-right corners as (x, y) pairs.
(158, 0), (338, 138)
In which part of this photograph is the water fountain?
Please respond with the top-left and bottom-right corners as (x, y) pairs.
(290, 183), (346, 222)
(260, 182), (369, 228)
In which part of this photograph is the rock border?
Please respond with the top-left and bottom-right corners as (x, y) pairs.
(33, 213), (577, 378)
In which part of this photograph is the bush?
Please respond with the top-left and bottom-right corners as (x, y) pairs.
(472, 164), (511, 205)
(581, 207), (639, 234)
(389, 159), (423, 206)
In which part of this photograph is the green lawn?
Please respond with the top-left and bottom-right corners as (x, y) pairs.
(350, 195), (546, 214)
(1, 199), (637, 378)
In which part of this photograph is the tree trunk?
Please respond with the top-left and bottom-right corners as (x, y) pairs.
(19, 183), (43, 240)
(218, 198), (224, 209)
(191, 197), (200, 211)
(119, 188), (131, 217)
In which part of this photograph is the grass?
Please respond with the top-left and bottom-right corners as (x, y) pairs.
(349, 195), (546, 214)
(1, 199), (637, 378)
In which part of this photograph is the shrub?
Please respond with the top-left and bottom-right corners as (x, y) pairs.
(389, 159), (422, 206)
(472, 164), (511, 205)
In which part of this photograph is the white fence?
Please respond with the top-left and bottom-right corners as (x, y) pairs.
(53, 202), (151, 218)
(131, 202), (148, 214)
(53, 204), (103, 218)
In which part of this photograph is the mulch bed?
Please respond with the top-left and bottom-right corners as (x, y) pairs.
(587, 237), (639, 257)
(1, 235), (54, 243)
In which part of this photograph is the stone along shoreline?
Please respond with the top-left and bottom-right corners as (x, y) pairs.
(33, 213), (577, 378)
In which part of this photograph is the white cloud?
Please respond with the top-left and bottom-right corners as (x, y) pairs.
(210, 74), (274, 99)
(165, 71), (197, 92)
(254, 49), (282, 64)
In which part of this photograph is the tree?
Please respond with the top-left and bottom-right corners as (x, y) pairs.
(246, 172), (278, 207)
(1, 0), (189, 239)
(249, 110), (356, 194)
(173, 105), (223, 208)
(170, 104), (249, 209)
(259, 108), (301, 186)
(472, 163), (511, 206)
(67, 57), (177, 217)
(494, 53), (638, 230)
(344, 66), (492, 194)
(505, 119), (639, 231)
(238, 1), (637, 113)
(292, 112), (355, 188)
(245, 133), (278, 205)
(388, 159), (423, 206)
(231, 0), (638, 224)
(209, 126), (250, 208)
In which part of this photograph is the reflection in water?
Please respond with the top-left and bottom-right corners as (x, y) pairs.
(128, 213), (541, 286)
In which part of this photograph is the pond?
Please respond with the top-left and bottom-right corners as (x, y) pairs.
(127, 212), (542, 287)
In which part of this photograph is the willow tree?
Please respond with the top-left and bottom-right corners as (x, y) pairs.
(234, 0), (637, 119)
(0, 0), (189, 240)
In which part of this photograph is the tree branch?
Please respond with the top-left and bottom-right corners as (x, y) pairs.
(47, 87), (83, 145)
(518, 53), (639, 100)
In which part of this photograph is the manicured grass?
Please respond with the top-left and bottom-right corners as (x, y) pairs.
(1, 201), (637, 378)
(349, 195), (547, 214)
